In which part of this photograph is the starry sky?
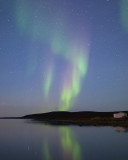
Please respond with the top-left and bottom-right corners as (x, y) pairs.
(0, 0), (128, 116)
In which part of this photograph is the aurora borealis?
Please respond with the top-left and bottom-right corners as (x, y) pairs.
(0, 0), (128, 116)
(15, 0), (90, 111)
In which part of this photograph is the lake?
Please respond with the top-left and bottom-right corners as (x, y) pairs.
(0, 119), (128, 160)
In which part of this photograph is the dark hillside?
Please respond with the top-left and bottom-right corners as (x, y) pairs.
(23, 111), (128, 120)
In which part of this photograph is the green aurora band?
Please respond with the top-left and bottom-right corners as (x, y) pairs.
(120, 0), (128, 33)
(44, 61), (54, 99)
(60, 47), (89, 111)
(15, 0), (90, 110)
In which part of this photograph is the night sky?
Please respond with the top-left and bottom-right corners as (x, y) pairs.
(0, 0), (128, 116)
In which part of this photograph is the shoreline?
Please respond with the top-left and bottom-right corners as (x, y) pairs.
(24, 111), (128, 127)
(1, 111), (128, 127)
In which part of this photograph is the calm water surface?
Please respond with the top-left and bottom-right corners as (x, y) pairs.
(0, 119), (128, 160)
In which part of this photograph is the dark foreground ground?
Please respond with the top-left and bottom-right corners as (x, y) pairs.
(1, 111), (128, 127)
(22, 111), (128, 127)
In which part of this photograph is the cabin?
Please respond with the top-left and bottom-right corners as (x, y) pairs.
(113, 112), (127, 118)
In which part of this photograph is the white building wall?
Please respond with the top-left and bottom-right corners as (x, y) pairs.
(113, 112), (127, 118)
